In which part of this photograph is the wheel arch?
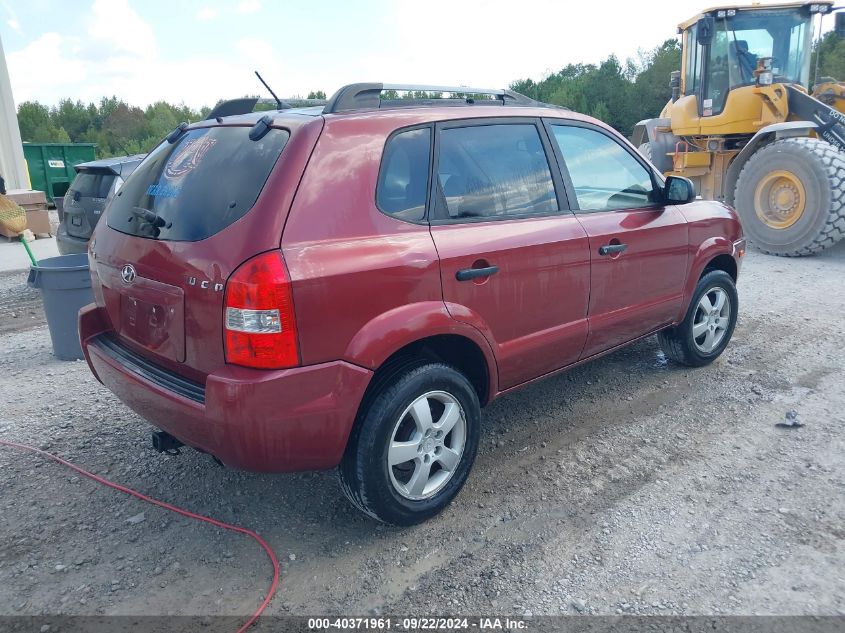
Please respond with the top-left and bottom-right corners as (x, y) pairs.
(702, 253), (737, 281)
(370, 335), (492, 407)
(725, 121), (818, 205)
(678, 237), (737, 322)
(343, 302), (498, 407)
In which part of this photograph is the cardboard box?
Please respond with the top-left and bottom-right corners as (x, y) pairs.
(25, 208), (51, 236)
(0, 189), (51, 238)
(6, 189), (47, 210)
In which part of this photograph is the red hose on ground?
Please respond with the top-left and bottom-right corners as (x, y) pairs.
(0, 438), (279, 633)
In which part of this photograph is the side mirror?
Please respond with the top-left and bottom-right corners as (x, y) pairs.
(669, 70), (681, 102)
(697, 16), (715, 44)
(665, 176), (696, 204)
(836, 12), (845, 39)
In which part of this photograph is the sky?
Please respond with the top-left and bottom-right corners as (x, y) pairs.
(0, 0), (835, 110)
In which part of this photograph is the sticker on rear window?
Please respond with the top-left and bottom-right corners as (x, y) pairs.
(165, 137), (218, 179)
(145, 183), (182, 198)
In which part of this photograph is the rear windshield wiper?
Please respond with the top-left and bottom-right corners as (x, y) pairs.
(131, 207), (172, 230)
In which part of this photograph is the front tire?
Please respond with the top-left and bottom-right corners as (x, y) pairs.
(339, 362), (481, 526)
(658, 270), (738, 367)
(733, 138), (845, 256)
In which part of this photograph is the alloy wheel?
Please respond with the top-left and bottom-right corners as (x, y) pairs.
(387, 391), (467, 501)
(692, 287), (731, 353)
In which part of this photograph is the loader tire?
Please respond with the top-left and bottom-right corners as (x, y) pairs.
(638, 142), (654, 163)
(733, 138), (845, 256)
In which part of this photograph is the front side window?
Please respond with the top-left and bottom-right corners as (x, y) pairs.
(550, 125), (659, 211)
(376, 127), (431, 221)
(436, 123), (557, 220)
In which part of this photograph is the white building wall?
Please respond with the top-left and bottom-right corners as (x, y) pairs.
(0, 32), (29, 190)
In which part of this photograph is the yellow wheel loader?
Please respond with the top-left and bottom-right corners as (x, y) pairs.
(632, 1), (845, 256)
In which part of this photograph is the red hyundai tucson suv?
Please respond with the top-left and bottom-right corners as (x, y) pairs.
(79, 83), (745, 525)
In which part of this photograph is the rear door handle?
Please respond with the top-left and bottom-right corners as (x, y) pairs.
(456, 265), (499, 281)
(598, 243), (628, 256)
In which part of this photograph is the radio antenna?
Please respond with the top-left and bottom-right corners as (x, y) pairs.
(255, 71), (282, 109)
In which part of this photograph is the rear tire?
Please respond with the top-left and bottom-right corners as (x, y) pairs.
(338, 362), (480, 526)
(733, 138), (845, 256)
(658, 270), (738, 367)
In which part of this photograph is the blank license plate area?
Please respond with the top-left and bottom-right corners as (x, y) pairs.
(97, 263), (186, 363)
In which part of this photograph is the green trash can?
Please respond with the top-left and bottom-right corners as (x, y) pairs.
(27, 254), (93, 360)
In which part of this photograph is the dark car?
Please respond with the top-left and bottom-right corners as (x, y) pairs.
(56, 155), (145, 254)
(79, 83), (745, 525)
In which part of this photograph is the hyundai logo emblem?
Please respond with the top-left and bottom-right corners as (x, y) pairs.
(121, 264), (137, 284)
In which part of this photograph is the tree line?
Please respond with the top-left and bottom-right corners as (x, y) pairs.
(15, 33), (845, 159)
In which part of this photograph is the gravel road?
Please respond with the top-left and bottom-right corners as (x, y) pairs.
(0, 244), (843, 624)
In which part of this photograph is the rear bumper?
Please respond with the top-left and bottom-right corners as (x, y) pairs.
(79, 304), (372, 472)
(56, 225), (89, 255)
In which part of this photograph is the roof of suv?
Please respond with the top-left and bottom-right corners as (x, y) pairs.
(199, 84), (592, 134)
(201, 104), (590, 137)
(200, 82), (580, 128)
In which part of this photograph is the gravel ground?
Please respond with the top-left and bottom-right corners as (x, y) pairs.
(0, 270), (44, 335)
(0, 244), (843, 623)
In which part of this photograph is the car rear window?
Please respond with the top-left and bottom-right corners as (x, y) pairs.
(376, 127), (431, 221)
(107, 126), (289, 241)
(70, 172), (116, 199)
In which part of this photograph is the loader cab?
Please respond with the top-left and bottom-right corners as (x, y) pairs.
(675, 2), (824, 135)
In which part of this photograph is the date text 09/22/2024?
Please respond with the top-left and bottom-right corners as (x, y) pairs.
(307, 617), (528, 630)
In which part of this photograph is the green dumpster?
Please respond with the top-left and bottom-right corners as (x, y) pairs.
(22, 143), (97, 204)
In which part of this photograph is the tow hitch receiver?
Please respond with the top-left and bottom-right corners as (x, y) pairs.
(151, 431), (184, 454)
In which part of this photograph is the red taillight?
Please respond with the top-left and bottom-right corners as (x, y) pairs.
(224, 250), (299, 369)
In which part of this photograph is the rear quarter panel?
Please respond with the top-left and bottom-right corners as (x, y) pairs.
(283, 115), (441, 362)
(282, 114), (498, 395)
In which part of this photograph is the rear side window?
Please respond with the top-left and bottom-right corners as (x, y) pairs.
(70, 172), (116, 199)
(107, 126), (289, 241)
(436, 124), (557, 220)
(550, 125), (658, 211)
(376, 127), (431, 221)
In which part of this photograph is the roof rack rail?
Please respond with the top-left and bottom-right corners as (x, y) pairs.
(322, 83), (545, 114)
(204, 97), (328, 121)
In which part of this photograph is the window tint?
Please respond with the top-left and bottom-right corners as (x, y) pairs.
(70, 172), (116, 199)
(107, 126), (289, 241)
(437, 124), (557, 220)
(376, 127), (431, 221)
(551, 125), (658, 211)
